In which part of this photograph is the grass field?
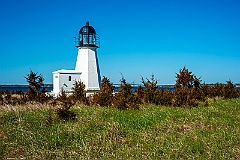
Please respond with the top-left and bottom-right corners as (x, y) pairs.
(1, 98), (240, 159)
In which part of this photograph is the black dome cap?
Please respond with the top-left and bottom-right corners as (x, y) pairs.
(79, 21), (96, 34)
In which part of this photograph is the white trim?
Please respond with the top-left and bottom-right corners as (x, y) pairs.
(52, 69), (81, 74)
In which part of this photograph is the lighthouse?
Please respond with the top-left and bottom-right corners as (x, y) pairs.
(52, 21), (101, 95)
(75, 21), (101, 90)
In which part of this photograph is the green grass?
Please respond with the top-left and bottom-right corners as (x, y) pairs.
(1, 98), (240, 159)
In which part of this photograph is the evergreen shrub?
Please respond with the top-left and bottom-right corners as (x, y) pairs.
(113, 77), (139, 109)
(92, 76), (114, 107)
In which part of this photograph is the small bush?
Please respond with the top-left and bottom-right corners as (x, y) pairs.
(113, 76), (139, 109)
(175, 66), (195, 89)
(56, 101), (76, 121)
(25, 70), (46, 101)
(175, 66), (202, 89)
(135, 85), (144, 104)
(141, 74), (159, 104)
(71, 80), (88, 105)
(92, 76), (114, 107)
(222, 80), (239, 99)
(210, 83), (224, 98)
(157, 88), (173, 106)
(57, 90), (69, 102)
(173, 67), (203, 107)
(201, 83), (211, 98)
(52, 85), (85, 121)
(172, 88), (189, 107)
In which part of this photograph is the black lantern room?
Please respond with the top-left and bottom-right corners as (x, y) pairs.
(74, 21), (100, 48)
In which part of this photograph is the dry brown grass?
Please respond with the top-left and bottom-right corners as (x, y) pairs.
(0, 102), (54, 112)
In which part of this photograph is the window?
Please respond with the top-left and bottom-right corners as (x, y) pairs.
(68, 76), (71, 81)
(83, 35), (88, 44)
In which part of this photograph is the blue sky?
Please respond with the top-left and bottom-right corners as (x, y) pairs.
(0, 0), (239, 85)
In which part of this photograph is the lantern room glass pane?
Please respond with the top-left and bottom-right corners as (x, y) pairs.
(89, 34), (94, 45)
(83, 35), (88, 44)
(82, 27), (88, 33)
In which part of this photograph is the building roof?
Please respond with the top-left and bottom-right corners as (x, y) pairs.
(52, 69), (82, 74)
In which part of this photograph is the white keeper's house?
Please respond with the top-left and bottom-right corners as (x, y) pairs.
(52, 21), (101, 96)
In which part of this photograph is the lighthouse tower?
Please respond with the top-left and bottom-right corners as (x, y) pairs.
(75, 21), (101, 91)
